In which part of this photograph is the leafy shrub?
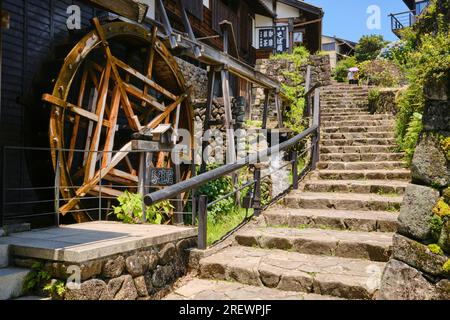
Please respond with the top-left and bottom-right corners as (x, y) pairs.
(394, 25), (450, 158)
(358, 59), (404, 87)
(334, 56), (357, 82)
(270, 46), (310, 134)
(430, 214), (444, 243)
(110, 191), (172, 224)
(24, 262), (51, 294)
(400, 112), (423, 162)
(355, 35), (388, 62)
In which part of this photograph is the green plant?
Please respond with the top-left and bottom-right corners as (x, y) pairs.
(23, 262), (51, 294)
(400, 112), (423, 163)
(355, 35), (388, 62)
(43, 279), (66, 299)
(433, 198), (450, 218)
(368, 89), (380, 111)
(358, 59), (404, 87)
(430, 214), (444, 243)
(428, 244), (445, 255)
(110, 191), (172, 224)
(443, 259), (450, 275)
(333, 56), (357, 82)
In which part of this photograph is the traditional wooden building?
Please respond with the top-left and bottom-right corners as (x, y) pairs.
(321, 35), (357, 69)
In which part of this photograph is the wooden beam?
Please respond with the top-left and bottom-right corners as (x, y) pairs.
(102, 86), (121, 168)
(113, 56), (178, 101)
(123, 82), (166, 112)
(42, 94), (111, 127)
(293, 18), (323, 28)
(92, 18), (141, 131)
(84, 62), (112, 182)
(82, 0), (149, 23)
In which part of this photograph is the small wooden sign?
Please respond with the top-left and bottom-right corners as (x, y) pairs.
(150, 168), (175, 186)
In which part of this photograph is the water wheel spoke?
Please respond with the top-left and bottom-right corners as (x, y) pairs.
(123, 82), (166, 112)
(84, 62), (112, 183)
(102, 86), (121, 168)
(42, 94), (111, 127)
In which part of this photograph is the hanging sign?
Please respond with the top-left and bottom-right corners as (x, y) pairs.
(258, 28), (275, 49)
(150, 168), (175, 186)
(275, 26), (288, 53)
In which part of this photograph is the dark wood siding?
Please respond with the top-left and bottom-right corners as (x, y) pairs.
(182, 0), (203, 21)
(0, 0), (100, 227)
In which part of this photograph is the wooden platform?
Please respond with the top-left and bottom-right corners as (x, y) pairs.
(0, 222), (197, 263)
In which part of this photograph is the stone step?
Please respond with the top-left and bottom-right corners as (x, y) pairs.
(321, 138), (396, 146)
(164, 279), (342, 300)
(322, 132), (395, 139)
(235, 227), (393, 262)
(283, 191), (403, 211)
(323, 126), (394, 133)
(321, 115), (390, 122)
(264, 208), (398, 233)
(323, 120), (395, 128)
(0, 267), (30, 300)
(0, 244), (9, 268)
(321, 111), (370, 117)
(322, 108), (369, 113)
(303, 179), (407, 194)
(316, 169), (411, 181)
(199, 246), (385, 300)
(320, 153), (405, 162)
(321, 145), (397, 154)
(317, 161), (406, 170)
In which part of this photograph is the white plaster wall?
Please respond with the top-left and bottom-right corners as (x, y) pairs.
(277, 2), (300, 19)
(140, 0), (156, 19)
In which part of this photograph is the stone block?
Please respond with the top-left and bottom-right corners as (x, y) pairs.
(398, 184), (440, 240)
(393, 234), (449, 277)
(411, 134), (450, 187)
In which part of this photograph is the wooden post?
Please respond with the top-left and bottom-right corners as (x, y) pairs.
(157, 0), (177, 48)
(200, 69), (216, 174)
(311, 88), (321, 170)
(274, 91), (283, 128)
(54, 150), (61, 227)
(262, 89), (270, 129)
(292, 151), (298, 190)
(173, 164), (184, 225)
(138, 152), (146, 223)
(197, 195), (208, 250)
(221, 68), (237, 164)
(253, 168), (262, 216)
(177, 0), (201, 57)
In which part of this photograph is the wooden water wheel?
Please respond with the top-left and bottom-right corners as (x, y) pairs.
(43, 19), (193, 223)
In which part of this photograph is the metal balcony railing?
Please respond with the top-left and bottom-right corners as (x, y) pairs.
(390, 10), (416, 33)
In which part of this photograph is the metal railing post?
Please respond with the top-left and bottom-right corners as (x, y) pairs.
(311, 88), (321, 170)
(54, 150), (61, 227)
(197, 195), (207, 250)
(99, 151), (103, 221)
(252, 167), (262, 216)
(291, 151), (298, 190)
(1, 147), (6, 228)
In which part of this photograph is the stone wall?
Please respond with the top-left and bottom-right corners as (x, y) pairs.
(251, 55), (332, 121)
(175, 57), (208, 101)
(368, 87), (406, 115)
(15, 237), (197, 300)
(378, 75), (450, 300)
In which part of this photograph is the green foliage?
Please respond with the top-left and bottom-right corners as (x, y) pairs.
(358, 59), (404, 87)
(197, 166), (236, 224)
(334, 56), (357, 82)
(355, 35), (388, 62)
(43, 280), (66, 299)
(428, 244), (445, 255)
(443, 259), (450, 275)
(270, 46), (310, 134)
(433, 198), (450, 218)
(110, 191), (172, 224)
(430, 214), (444, 243)
(439, 135), (450, 161)
(400, 112), (423, 163)
(368, 89), (380, 111)
(394, 19), (450, 158)
(23, 262), (51, 294)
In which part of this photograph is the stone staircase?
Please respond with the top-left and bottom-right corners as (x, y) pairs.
(181, 84), (410, 300)
(0, 243), (30, 300)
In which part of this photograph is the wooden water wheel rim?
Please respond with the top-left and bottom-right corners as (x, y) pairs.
(46, 20), (193, 222)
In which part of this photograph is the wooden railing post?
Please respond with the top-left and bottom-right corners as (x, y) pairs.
(197, 195), (208, 250)
(291, 151), (298, 190)
(253, 167), (262, 216)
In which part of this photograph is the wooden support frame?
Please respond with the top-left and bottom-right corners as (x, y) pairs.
(200, 69), (216, 174)
(83, 0), (149, 23)
(262, 89), (270, 129)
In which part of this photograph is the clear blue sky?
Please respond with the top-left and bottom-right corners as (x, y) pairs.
(307, 0), (410, 42)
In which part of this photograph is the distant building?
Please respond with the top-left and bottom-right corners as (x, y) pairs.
(321, 35), (357, 69)
(252, 0), (324, 58)
(390, 0), (430, 37)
